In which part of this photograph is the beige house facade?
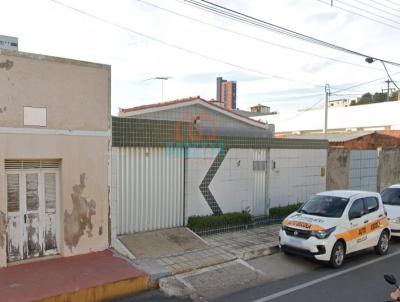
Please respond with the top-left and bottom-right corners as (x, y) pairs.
(0, 50), (110, 267)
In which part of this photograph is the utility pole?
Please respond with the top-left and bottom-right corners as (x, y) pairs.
(324, 84), (330, 134)
(382, 79), (395, 102)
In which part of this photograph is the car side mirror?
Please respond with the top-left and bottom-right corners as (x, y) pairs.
(384, 274), (397, 286)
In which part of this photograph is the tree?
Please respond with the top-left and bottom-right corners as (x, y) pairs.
(372, 92), (387, 103)
(358, 92), (373, 105)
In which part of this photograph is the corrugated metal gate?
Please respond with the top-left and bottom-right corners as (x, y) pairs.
(112, 147), (184, 234)
(349, 150), (378, 192)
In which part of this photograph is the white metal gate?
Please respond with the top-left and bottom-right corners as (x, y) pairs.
(6, 160), (60, 262)
(252, 149), (268, 216)
(113, 147), (184, 234)
(349, 150), (378, 192)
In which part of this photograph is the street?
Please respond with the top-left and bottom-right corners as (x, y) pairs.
(120, 239), (400, 302)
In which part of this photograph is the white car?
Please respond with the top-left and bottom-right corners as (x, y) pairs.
(279, 191), (390, 268)
(381, 185), (400, 237)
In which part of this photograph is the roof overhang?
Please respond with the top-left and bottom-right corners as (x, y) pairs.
(120, 97), (268, 130)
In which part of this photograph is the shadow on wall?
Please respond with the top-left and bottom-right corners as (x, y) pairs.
(0, 211), (5, 249)
(64, 173), (96, 252)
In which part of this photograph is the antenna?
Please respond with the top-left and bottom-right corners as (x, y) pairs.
(144, 76), (172, 102)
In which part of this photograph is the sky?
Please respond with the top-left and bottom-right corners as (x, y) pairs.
(1, 0), (399, 116)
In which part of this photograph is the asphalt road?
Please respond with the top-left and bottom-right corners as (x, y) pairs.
(217, 240), (400, 302)
(118, 239), (400, 302)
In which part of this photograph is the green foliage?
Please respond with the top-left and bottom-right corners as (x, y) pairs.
(351, 91), (400, 106)
(187, 212), (252, 230)
(268, 203), (303, 218)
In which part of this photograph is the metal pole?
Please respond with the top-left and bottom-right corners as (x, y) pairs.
(161, 79), (164, 102)
(386, 80), (390, 103)
(324, 84), (330, 134)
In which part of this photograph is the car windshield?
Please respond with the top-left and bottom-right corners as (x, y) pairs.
(381, 188), (400, 206)
(299, 195), (349, 218)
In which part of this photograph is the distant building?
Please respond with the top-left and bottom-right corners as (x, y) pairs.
(0, 35), (18, 51)
(216, 77), (236, 110)
(251, 104), (270, 114)
(255, 101), (400, 134)
(328, 98), (353, 108)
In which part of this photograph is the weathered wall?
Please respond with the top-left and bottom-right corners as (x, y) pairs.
(0, 50), (110, 131)
(326, 149), (350, 190)
(0, 50), (110, 267)
(268, 149), (327, 207)
(378, 149), (400, 191)
(0, 134), (109, 267)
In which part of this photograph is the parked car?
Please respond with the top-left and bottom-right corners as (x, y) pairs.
(381, 185), (400, 238)
(279, 191), (390, 268)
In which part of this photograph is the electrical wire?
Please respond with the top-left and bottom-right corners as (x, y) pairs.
(335, 0), (400, 24)
(331, 72), (400, 93)
(183, 0), (400, 67)
(382, 0), (400, 8)
(274, 97), (325, 123)
(48, 0), (324, 88)
(316, 0), (400, 32)
(135, 0), (382, 72)
(381, 61), (400, 89)
(365, 0), (400, 16)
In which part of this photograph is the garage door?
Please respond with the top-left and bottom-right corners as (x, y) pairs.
(112, 147), (184, 234)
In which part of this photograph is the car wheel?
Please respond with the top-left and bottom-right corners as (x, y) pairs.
(329, 241), (345, 268)
(375, 230), (390, 255)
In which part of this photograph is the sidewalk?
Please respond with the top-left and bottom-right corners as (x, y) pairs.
(0, 250), (148, 302)
(133, 224), (280, 278)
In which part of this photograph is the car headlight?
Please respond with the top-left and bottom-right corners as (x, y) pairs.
(311, 227), (336, 239)
(390, 217), (400, 224)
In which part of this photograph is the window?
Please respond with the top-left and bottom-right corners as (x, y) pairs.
(365, 197), (379, 213)
(381, 188), (400, 206)
(299, 195), (349, 218)
(24, 107), (47, 127)
(349, 199), (365, 220)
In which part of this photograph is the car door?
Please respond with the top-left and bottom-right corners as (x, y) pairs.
(364, 196), (384, 247)
(347, 198), (369, 253)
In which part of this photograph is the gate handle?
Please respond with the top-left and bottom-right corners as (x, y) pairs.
(24, 214), (27, 224)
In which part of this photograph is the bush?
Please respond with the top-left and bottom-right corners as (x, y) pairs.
(187, 212), (252, 230)
(269, 203), (303, 218)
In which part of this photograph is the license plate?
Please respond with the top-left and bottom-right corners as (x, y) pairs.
(288, 237), (303, 248)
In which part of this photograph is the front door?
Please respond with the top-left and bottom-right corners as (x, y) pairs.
(6, 169), (59, 262)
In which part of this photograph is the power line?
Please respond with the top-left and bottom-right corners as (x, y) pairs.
(316, 0), (400, 32)
(334, 0), (400, 25)
(381, 61), (400, 89)
(382, 0), (400, 8)
(136, 0), (382, 72)
(366, 0), (400, 15)
(48, 0), (324, 88)
(331, 72), (400, 93)
(183, 0), (400, 67)
(275, 97), (325, 123)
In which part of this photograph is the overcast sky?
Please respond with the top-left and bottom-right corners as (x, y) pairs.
(1, 0), (399, 115)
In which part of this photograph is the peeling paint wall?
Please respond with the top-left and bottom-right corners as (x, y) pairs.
(0, 51), (110, 267)
(326, 149), (350, 190)
(378, 149), (400, 191)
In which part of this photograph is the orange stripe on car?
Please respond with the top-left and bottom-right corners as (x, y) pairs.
(283, 219), (325, 231)
(335, 218), (389, 242)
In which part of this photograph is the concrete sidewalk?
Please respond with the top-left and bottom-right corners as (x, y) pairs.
(0, 250), (148, 302)
(129, 224), (280, 287)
